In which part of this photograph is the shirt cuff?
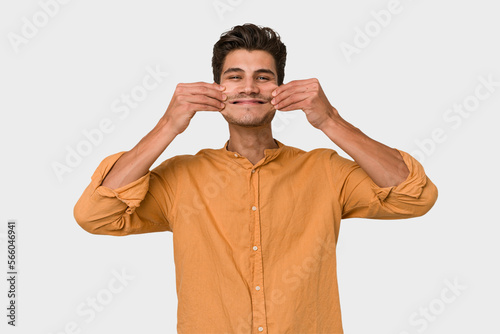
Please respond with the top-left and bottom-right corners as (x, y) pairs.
(372, 149), (428, 202)
(90, 151), (152, 214)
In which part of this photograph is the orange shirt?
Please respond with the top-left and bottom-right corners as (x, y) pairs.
(74, 139), (438, 334)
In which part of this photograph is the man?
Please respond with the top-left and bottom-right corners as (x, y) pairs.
(74, 23), (438, 333)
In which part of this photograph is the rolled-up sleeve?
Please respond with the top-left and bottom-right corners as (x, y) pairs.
(327, 149), (438, 219)
(74, 151), (176, 235)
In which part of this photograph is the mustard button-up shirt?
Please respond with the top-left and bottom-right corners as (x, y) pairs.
(74, 139), (438, 334)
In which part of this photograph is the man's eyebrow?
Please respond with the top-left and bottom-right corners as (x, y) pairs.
(223, 67), (244, 75)
(255, 68), (276, 76)
(223, 67), (276, 76)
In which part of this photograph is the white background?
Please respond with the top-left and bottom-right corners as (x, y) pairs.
(1, 0), (499, 333)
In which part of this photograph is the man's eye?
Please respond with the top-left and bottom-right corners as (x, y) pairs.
(229, 76), (241, 79)
(258, 76), (270, 80)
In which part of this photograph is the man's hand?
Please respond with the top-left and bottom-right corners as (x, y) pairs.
(162, 82), (227, 135)
(271, 78), (339, 130)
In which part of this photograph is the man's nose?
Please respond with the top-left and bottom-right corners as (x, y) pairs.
(239, 78), (259, 95)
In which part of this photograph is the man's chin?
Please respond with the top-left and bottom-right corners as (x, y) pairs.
(221, 107), (276, 127)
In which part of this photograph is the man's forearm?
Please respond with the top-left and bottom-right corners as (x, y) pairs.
(101, 118), (178, 190)
(320, 109), (410, 188)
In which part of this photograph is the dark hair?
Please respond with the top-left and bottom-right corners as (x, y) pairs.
(212, 23), (287, 86)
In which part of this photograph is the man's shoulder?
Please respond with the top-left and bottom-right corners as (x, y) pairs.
(282, 145), (355, 172)
(155, 152), (200, 168)
(281, 143), (340, 159)
(153, 146), (222, 169)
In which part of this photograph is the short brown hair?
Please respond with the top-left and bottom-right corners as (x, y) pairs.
(212, 23), (287, 86)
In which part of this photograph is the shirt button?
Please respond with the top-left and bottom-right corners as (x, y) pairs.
(234, 153), (238, 157)
(251, 169), (255, 173)
(252, 206), (257, 211)
(253, 246), (258, 251)
(255, 286), (261, 291)
(258, 326), (264, 331)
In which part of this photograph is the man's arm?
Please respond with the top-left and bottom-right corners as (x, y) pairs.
(100, 118), (177, 190)
(271, 78), (409, 187)
(74, 82), (227, 235)
(102, 82), (227, 189)
(316, 110), (409, 188)
(271, 78), (437, 219)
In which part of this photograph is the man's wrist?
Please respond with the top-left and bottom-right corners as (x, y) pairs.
(155, 117), (180, 139)
(315, 105), (335, 127)
(318, 108), (351, 137)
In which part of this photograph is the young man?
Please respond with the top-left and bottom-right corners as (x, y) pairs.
(74, 23), (438, 333)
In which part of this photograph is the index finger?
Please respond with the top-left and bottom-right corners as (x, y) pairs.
(179, 82), (227, 102)
(181, 81), (225, 91)
(272, 79), (316, 96)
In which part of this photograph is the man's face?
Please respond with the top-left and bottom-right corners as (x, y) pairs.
(219, 49), (278, 128)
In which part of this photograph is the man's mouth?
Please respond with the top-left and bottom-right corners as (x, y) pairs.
(230, 99), (267, 105)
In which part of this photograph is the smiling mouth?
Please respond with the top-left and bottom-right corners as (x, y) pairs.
(230, 100), (267, 105)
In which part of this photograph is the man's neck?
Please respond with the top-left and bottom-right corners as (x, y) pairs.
(226, 126), (278, 165)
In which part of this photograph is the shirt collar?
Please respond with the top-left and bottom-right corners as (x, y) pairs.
(221, 138), (286, 168)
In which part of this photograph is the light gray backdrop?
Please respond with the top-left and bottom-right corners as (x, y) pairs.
(1, 0), (499, 333)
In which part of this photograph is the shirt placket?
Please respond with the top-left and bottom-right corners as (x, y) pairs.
(250, 166), (268, 333)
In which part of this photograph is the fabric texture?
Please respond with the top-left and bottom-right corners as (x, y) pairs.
(74, 139), (438, 334)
